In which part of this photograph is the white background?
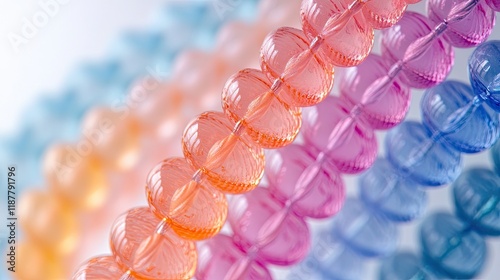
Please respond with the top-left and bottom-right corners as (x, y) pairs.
(0, 1), (499, 279)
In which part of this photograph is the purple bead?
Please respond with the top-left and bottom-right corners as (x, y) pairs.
(381, 12), (454, 89)
(486, 0), (500, 11)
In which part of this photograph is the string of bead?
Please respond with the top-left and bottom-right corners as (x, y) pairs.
(72, 0), (419, 279)
(289, 4), (500, 277)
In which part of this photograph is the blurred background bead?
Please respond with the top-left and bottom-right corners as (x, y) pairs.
(468, 40), (500, 111)
(73, 256), (127, 280)
(379, 252), (434, 280)
(16, 241), (65, 280)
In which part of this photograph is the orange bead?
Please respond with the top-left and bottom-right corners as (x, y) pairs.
(73, 256), (127, 280)
(43, 144), (107, 209)
(146, 157), (228, 240)
(182, 112), (265, 194)
(260, 27), (334, 107)
(15, 241), (65, 280)
(82, 107), (140, 170)
(110, 207), (197, 279)
(363, 0), (408, 29)
(222, 68), (302, 149)
(18, 190), (78, 254)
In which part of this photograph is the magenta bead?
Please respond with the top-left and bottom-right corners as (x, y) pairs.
(196, 234), (272, 280)
(266, 144), (345, 218)
(229, 188), (310, 266)
(302, 96), (377, 174)
(428, 0), (495, 48)
(487, 0), (500, 11)
(340, 54), (411, 130)
(381, 12), (454, 89)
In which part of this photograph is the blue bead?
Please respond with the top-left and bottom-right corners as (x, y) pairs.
(420, 212), (486, 279)
(469, 40), (500, 111)
(491, 140), (500, 175)
(386, 121), (462, 186)
(359, 158), (427, 222)
(379, 252), (434, 280)
(288, 256), (331, 280)
(421, 81), (500, 153)
(331, 198), (397, 257)
(453, 168), (500, 236)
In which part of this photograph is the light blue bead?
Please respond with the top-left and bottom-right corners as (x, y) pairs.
(453, 168), (500, 236)
(420, 212), (486, 279)
(288, 256), (332, 280)
(491, 140), (500, 175)
(469, 40), (500, 111)
(359, 158), (427, 222)
(331, 198), (397, 257)
(421, 80), (500, 153)
(379, 252), (435, 280)
(386, 121), (462, 186)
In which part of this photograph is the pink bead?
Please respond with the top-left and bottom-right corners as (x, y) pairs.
(302, 96), (378, 174)
(486, 0), (500, 11)
(428, 0), (495, 48)
(363, 0), (408, 29)
(301, 0), (374, 67)
(182, 111), (265, 194)
(229, 188), (310, 266)
(73, 256), (126, 280)
(266, 144), (345, 218)
(260, 27), (334, 107)
(381, 12), (454, 89)
(146, 157), (228, 240)
(109, 207), (197, 279)
(196, 235), (272, 280)
(222, 68), (302, 149)
(339, 54), (411, 130)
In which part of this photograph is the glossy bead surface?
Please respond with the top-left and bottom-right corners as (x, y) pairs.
(339, 54), (411, 130)
(331, 198), (397, 257)
(386, 121), (462, 186)
(266, 144), (345, 218)
(359, 158), (427, 221)
(43, 144), (107, 209)
(421, 212), (486, 279)
(196, 234), (272, 280)
(260, 27), (334, 107)
(222, 68), (301, 148)
(363, 0), (408, 29)
(110, 207), (197, 279)
(381, 12), (454, 89)
(182, 111), (265, 194)
(146, 157), (228, 240)
(301, 0), (374, 67)
(73, 256), (126, 280)
(421, 81), (500, 153)
(453, 168), (500, 236)
(428, 0), (495, 48)
(302, 96), (377, 174)
(229, 188), (310, 265)
(469, 40), (500, 112)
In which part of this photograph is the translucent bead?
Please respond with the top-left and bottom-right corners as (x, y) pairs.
(381, 12), (454, 89)
(43, 144), (107, 209)
(359, 158), (427, 221)
(222, 68), (302, 148)
(110, 207), (197, 279)
(363, 0), (408, 29)
(146, 157), (227, 240)
(182, 111), (265, 194)
(331, 198), (397, 257)
(18, 190), (78, 254)
(486, 0), (500, 11)
(229, 188), (310, 265)
(260, 27), (334, 107)
(386, 121), (462, 186)
(493, 141), (500, 175)
(427, 0), (495, 47)
(288, 257), (329, 280)
(196, 234), (272, 280)
(468, 40), (500, 112)
(421, 81), (500, 153)
(379, 252), (433, 280)
(265, 144), (345, 218)
(17, 241), (65, 280)
(302, 96), (377, 174)
(453, 168), (500, 236)
(73, 256), (127, 280)
(301, 0), (374, 67)
(82, 107), (140, 170)
(420, 212), (486, 279)
(339, 54), (411, 130)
